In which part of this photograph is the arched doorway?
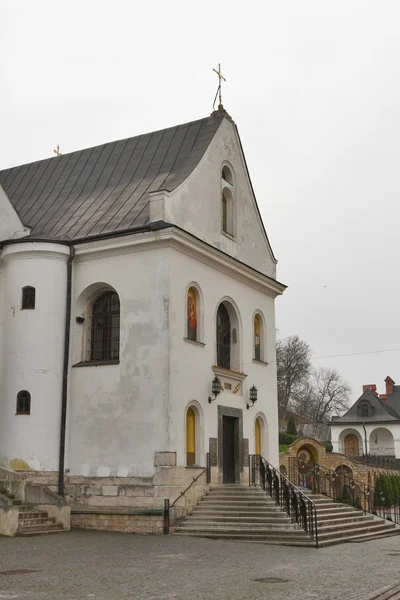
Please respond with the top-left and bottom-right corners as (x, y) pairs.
(186, 407), (196, 465)
(344, 434), (360, 456)
(297, 445), (316, 489)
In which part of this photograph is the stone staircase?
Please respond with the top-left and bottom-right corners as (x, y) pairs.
(308, 493), (399, 547)
(0, 478), (66, 536)
(16, 505), (66, 536)
(173, 485), (313, 546)
(173, 485), (400, 547)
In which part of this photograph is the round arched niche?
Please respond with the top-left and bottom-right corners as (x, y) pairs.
(215, 297), (242, 372)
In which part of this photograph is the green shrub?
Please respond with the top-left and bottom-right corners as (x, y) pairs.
(374, 476), (385, 508)
(322, 441), (333, 453)
(279, 444), (288, 453)
(279, 433), (298, 446)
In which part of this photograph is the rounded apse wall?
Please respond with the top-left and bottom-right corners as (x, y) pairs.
(0, 242), (70, 471)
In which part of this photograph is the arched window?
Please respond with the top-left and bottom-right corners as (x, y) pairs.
(222, 165), (233, 185)
(21, 286), (35, 310)
(254, 314), (262, 361)
(91, 292), (120, 361)
(187, 287), (198, 341)
(217, 304), (231, 369)
(186, 407), (196, 465)
(16, 390), (31, 415)
(222, 188), (233, 235)
(221, 165), (234, 236)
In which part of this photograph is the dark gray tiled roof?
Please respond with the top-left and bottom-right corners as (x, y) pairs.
(0, 114), (224, 241)
(331, 389), (400, 424)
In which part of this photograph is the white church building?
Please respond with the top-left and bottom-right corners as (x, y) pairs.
(0, 108), (285, 522)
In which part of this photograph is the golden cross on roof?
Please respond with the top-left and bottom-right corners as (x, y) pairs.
(53, 145), (62, 157)
(213, 63), (226, 110)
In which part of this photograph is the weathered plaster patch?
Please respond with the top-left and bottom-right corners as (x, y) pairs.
(9, 458), (30, 471)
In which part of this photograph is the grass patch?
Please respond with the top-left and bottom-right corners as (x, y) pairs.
(279, 444), (288, 453)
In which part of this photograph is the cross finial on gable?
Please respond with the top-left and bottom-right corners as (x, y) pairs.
(213, 63), (226, 111)
(53, 145), (62, 157)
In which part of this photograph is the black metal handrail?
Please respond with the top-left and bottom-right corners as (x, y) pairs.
(249, 454), (319, 547)
(313, 463), (400, 524)
(358, 454), (400, 471)
(164, 452), (211, 534)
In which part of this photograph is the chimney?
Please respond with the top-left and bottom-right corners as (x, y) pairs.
(385, 376), (395, 398)
(363, 384), (377, 394)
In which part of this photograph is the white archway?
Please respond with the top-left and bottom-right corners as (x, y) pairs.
(369, 427), (395, 455)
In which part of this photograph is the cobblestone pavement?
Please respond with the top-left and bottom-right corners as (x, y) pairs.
(1, 531), (400, 600)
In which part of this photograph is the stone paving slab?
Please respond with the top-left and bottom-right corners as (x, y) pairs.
(0, 531), (400, 599)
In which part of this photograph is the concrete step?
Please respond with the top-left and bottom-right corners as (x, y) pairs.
(317, 522), (396, 542)
(199, 500), (273, 506)
(316, 510), (365, 520)
(317, 528), (400, 547)
(18, 517), (57, 527)
(18, 511), (48, 520)
(173, 531), (313, 544)
(194, 509), (282, 517)
(176, 525), (301, 534)
(316, 515), (374, 527)
(17, 528), (67, 537)
(17, 522), (64, 534)
(317, 519), (389, 534)
(172, 533), (315, 547)
(185, 516), (291, 524)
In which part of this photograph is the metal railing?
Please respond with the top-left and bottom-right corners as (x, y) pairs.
(358, 454), (400, 471)
(313, 463), (400, 524)
(249, 454), (319, 547)
(164, 452), (211, 534)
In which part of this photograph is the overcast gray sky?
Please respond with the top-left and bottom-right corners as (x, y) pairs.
(2, 0), (400, 401)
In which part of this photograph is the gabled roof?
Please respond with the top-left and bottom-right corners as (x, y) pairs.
(0, 114), (225, 241)
(331, 389), (400, 424)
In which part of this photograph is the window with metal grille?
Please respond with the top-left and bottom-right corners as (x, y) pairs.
(217, 303), (230, 369)
(16, 390), (31, 414)
(91, 292), (120, 361)
(21, 286), (36, 310)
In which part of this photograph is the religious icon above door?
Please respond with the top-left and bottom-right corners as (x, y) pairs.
(187, 287), (197, 341)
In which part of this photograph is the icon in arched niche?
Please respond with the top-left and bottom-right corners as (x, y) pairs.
(297, 446), (315, 489)
(187, 287), (197, 341)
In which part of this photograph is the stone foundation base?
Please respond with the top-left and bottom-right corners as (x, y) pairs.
(72, 510), (164, 534)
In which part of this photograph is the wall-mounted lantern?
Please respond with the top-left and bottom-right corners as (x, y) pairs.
(246, 385), (258, 410)
(208, 376), (221, 403)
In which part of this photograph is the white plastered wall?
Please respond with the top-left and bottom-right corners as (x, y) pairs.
(161, 118), (277, 279)
(168, 247), (279, 472)
(66, 245), (171, 478)
(0, 242), (69, 470)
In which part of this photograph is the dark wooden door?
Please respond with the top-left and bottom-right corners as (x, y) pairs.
(223, 416), (236, 483)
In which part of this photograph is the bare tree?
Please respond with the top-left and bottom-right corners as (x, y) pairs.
(277, 335), (312, 420)
(291, 367), (351, 422)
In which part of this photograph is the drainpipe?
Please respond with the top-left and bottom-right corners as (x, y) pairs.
(362, 422), (368, 456)
(58, 246), (75, 496)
